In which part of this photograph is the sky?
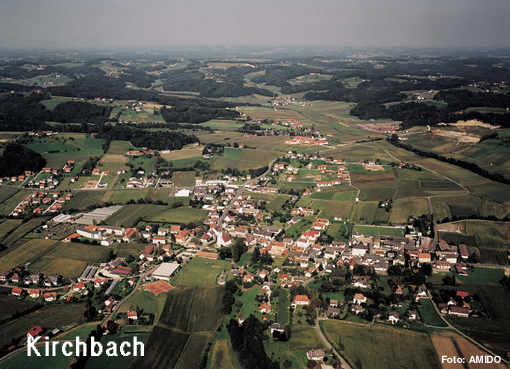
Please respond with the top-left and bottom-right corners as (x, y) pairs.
(0, 0), (509, 50)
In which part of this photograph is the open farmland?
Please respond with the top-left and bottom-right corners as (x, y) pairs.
(31, 257), (88, 278)
(0, 347), (73, 369)
(84, 333), (150, 369)
(104, 204), (169, 227)
(209, 340), (242, 369)
(175, 334), (212, 369)
(322, 321), (440, 369)
(0, 218), (49, 247)
(417, 298), (447, 327)
(321, 201), (352, 219)
(187, 286), (224, 332)
(160, 146), (203, 161)
(390, 198), (430, 224)
(431, 334), (507, 369)
(0, 188), (30, 215)
(43, 242), (111, 263)
(349, 202), (379, 224)
(145, 206), (208, 224)
(114, 242), (150, 258)
(0, 304), (86, 348)
(173, 171), (195, 187)
(288, 325), (327, 351)
(0, 239), (58, 274)
(128, 327), (189, 369)
(353, 225), (404, 237)
(0, 220), (22, 240)
(61, 190), (106, 211)
(0, 295), (39, 325)
(158, 286), (196, 331)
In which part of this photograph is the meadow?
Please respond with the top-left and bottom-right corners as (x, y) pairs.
(114, 243), (150, 258)
(209, 339), (242, 369)
(145, 207), (209, 224)
(104, 204), (169, 227)
(61, 190), (106, 211)
(0, 239), (58, 274)
(389, 198), (430, 224)
(321, 321), (440, 369)
(173, 171), (195, 187)
(288, 325), (326, 351)
(0, 220), (22, 240)
(353, 225), (404, 237)
(31, 257), (88, 278)
(0, 216), (48, 247)
(0, 295), (39, 324)
(158, 286), (196, 331)
(171, 257), (231, 286)
(43, 242), (111, 264)
(417, 298), (447, 327)
(277, 290), (290, 324)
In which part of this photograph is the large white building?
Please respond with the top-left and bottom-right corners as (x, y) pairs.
(151, 262), (180, 280)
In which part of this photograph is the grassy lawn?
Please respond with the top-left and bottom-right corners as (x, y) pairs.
(288, 325), (327, 351)
(322, 321), (440, 369)
(240, 286), (262, 318)
(277, 290), (290, 324)
(118, 289), (167, 324)
(353, 225), (405, 237)
(417, 298), (447, 327)
(145, 206), (209, 224)
(172, 257), (231, 286)
(173, 171), (195, 187)
(456, 267), (506, 286)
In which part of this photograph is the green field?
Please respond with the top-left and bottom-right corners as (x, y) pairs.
(0, 304), (86, 348)
(43, 242), (111, 264)
(322, 321), (440, 369)
(209, 339), (242, 369)
(187, 286), (224, 332)
(175, 334), (212, 369)
(0, 295), (39, 324)
(417, 298), (447, 327)
(0, 239), (59, 274)
(145, 206), (209, 224)
(0, 220), (23, 240)
(104, 204), (169, 227)
(173, 171), (195, 187)
(158, 286), (195, 331)
(0, 188), (30, 215)
(389, 198), (430, 224)
(456, 267), (506, 285)
(353, 225), (405, 237)
(114, 242), (150, 258)
(224, 147), (243, 160)
(31, 257), (88, 278)
(288, 325), (327, 351)
(277, 291), (290, 324)
(0, 348), (73, 369)
(61, 190), (106, 211)
(172, 257), (231, 286)
(349, 202), (379, 224)
(118, 289), (167, 323)
(128, 327), (189, 369)
(321, 201), (353, 218)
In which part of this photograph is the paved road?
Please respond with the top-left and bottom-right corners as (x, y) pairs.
(314, 308), (352, 369)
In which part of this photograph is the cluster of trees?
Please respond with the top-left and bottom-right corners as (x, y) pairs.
(51, 101), (113, 124)
(227, 315), (280, 369)
(0, 143), (46, 177)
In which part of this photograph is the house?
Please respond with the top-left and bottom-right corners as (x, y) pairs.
(388, 312), (400, 324)
(29, 289), (43, 298)
(243, 273), (254, 283)
(27, 326), (43, 338)
(418, 253), (431, 263)
(123, 228), (138, 242)
(105, 296), (115, 306)
(218, 232), (232, 247)
(352, 244), (368, 256)
(292, 295), (309, 307)
(351, 305), (363, 314)
(73, 282), (86, 292)
(307, 349), (325, 361)
(351, 276), (371, 289)
(353, 293), (366, 304)
(408, 310), (417, 320)
(44, 292), (57, 302)
(94, 278), (108, 288)
(270, 323), (285, 333)
(327, 307), (340, 315)
(127, 309), (138, 320)
(330, 300), (339, 307)
(175, 230), (189, 244)
(259, 303), (271, 313)
(449, 306), (469, 317)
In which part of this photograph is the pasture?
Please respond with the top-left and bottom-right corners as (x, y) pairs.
(31, 257), (88, 278)
(349, 202), (379, 224)
(145, 206), (208, 224)
(160, 146), (203, 161)
(104, 204), (169, 227)
(321, 201), (352, 219)
(0, 220), (22, 240)
(114, 243), (149, 258)
(353, 225), (404, 237)
(0, 239), (58, 274)
(0, 217), (49, 247)
(61, 190), (106, 211)
(417, 298), (447, 327)
(172, 171), (195, 187)
(172, 257), (231, 286)
(209, 340), (242, 369)
(44, 242), (111, 264)
(288, 325), (326, 351)
(0, 295), (39, 324)
(277, 290), (290, 324)
(118, 290), (167, 321)
(210, 148), (280, 171)
(321, 321), (440, 369)
(224, 147), (243, 160)
(0, 188), (29, 215)
(456, 267), (506, 286)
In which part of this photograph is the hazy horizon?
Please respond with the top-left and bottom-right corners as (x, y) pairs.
(1, 0), (509, 50)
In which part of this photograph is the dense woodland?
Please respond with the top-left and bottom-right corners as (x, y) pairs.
(0, 143), (46, 177)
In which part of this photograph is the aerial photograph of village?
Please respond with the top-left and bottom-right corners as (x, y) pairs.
(0, 1), (509, 369)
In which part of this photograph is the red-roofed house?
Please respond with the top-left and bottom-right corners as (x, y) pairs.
(259, 303), (271, 313)
(27, 326), (43, 338)
(44, 292), (57, 302)
(292, 295), (309, 307)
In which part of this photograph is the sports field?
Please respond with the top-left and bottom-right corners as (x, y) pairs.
(172, 257), (231, 286)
